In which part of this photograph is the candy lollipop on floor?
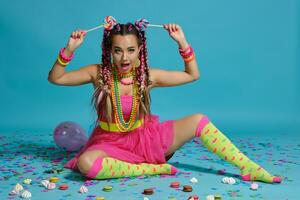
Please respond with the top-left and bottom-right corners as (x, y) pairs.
(86, 16), (117, 33)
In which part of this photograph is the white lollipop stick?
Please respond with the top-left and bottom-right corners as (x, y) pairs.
(86, 25), (104, 33)
(148, 24), (163, 28)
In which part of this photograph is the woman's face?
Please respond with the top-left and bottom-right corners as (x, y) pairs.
(111, 34), (141, 73)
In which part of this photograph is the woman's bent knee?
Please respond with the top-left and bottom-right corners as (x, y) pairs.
(77, 150), (107, 175)
(193, 113), (205, 122)
(77, 155), (94, 175)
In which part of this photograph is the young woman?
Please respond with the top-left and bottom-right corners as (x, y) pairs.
(48, 19), (281, 183)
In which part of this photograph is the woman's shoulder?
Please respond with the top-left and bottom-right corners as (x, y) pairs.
(86, 63), (101, 76)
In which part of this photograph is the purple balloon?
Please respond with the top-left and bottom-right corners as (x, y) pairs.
(53, 121), (88, 152)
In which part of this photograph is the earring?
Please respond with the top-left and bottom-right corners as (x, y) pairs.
(135, 59), (141, 68)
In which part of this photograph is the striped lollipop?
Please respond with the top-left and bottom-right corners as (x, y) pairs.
(135, 18), (163, 31)
(86, 16), (117, 33)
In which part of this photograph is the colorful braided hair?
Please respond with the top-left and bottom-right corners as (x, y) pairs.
(90, 21), (153, 126)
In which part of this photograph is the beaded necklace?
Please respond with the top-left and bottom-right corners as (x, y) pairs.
(118, 71), (133, 79)
(111, 67), (139, 132)
(115, 65), (134, 85)
(118, 71), (134, 85)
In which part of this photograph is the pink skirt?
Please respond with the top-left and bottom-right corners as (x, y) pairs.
(64, 114), (175, 171)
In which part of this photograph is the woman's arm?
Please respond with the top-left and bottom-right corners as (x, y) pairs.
(48, 29), (96, 86)
(48, 61), (97, 86)
(150, 24), (200, 88)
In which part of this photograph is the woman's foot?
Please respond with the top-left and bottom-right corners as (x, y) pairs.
(241, 165), (282, 183)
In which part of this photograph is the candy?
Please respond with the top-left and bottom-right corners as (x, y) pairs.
(182, 185), (193, 192)
(214, 195), (222, 200)
(222, 177), (236, 185)
(49, 177), (59, 183)
(46, 182), (56, 190)
(143, 188), (154, 195)
(250, 183), (259, 190)
(86, 16), (117, 33)
(40, 180), (50, 187)
(135, 18), (149, 31)
(14, 183), (23, 192)
(103, 16), (117, 30)
(23, 179), (32, 185)
(206, 195), (222, 200)
(96, 197), (105, 200)
(102, 185), (113, 192)
(190, 177), (198, 184)
(59, 184), (69, 190)
(79, 185), (88, 193)
(206, 195), (214, 200)
(9, 189), (19, 195)
(135, 18), (163, 30)
(21, 190), (31, 199)
(170, 181), (181, 188)
(188, 195), (199, 200)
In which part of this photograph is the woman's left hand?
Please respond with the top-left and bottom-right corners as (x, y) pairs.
(163, 24), (186, 44)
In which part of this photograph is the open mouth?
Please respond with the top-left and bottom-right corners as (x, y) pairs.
(121, 63), (130, 70)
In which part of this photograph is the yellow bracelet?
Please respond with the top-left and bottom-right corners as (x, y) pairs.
(57, 55), (69, 66)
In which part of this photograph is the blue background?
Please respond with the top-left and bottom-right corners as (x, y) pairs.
(0, 0), (299, 136)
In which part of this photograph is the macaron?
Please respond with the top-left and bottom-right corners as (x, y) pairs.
(188, 195), (199, 200)
(182, 185), (193, 192)
(143, 188), (154, 195)
(49, 177), (59, 183)
(102, 185), (113, 192)
(170, 181), (180, 188)
(96, 197), (105, 200)
(214, 194), (222, 200)
(58, 184), (69, 190)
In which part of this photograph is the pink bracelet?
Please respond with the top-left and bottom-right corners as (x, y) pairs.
(59, 48), (74, 62)
(180, 47), (194, 58)
(179, 44), (191, 53)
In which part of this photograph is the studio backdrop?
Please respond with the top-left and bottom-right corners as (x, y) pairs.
(0, 0), (299, 136)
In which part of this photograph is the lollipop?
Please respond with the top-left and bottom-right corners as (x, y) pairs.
(86, 16), (117, 33)
(135, 18), (163, 31)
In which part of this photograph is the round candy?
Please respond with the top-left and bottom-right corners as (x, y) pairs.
(135, 18), (149, 31)
(182, 185), (193, 192)
(170, 181), (180, 188)
(143, 188), (154, 195)
(190, 177), (198, 184)
(23, 179), (32, 185)
(250, 183), (259, 190)
(188, 195), (199, 200)
(14, 183), (23, 192)
(59, 184), (69, 190)
(79, 185), (88, 193)
(102, 185), (113, 192)
(103, 16), (117, 30)
(206, 195), (214, 200)
(49, 177), (59, 183)
(46, 182), (56, 190)
(21, 190), (31, 199)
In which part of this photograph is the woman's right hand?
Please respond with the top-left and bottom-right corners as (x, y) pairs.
(66, 30), (87, 52)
